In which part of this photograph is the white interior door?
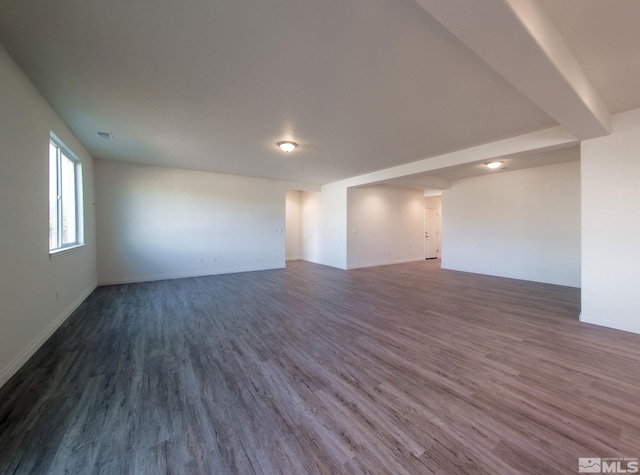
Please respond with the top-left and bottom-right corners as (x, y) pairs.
(424, 207), (440, 259)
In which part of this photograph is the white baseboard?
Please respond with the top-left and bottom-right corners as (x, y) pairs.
(347, 257), (424, 270)
(0, 283), (97, 389)
(98, 264), (286, 286)
(286, 256), (303, 262)
(579, 313), (640, 335)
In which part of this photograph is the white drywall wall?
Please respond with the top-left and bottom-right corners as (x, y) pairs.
(347, 185), (424, 269)
(318, 183), (348, 269)
(0, 46), (97, 387)
(285, 190), (302, 260)
(297, 185), (347, 269)
(581, 108), (640, 334)
(301, 191), (321, 264)
(442, 160), (581, 287)
(95, 160), (289, 284)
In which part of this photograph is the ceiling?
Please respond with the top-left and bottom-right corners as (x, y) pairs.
(0, 0), (638, 185)
(388, 145), (579, 190)
(538, 0), (640, 115)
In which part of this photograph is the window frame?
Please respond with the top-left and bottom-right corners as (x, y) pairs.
(49, 134), (84, 255)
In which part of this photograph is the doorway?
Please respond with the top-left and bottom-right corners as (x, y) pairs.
(424, 195), (442, 260)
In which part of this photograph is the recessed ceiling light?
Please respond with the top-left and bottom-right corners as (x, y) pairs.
(277, 141), (297, 152)
(485, 161), (503, 169)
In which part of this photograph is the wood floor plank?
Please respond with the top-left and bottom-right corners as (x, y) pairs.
(1, 260), (639, 474)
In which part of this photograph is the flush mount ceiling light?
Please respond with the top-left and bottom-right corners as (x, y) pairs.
(277, 141), (297, 152)
(485, 161), (503, 169)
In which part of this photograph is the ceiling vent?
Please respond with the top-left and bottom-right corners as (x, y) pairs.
(96, 131), (113, 140)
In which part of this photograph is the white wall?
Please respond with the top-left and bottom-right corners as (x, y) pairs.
(301, 191), (321, 264)
(347, 185), (424, 269)
(581, 108), (640, 334)
(442, 160), (581, 287)
(0, 46), (97, 387)
(296, 185), (348, 269)
(318, 183), (348, 269)
(285, 190), (303, 261)
(95, 160), (291, 284)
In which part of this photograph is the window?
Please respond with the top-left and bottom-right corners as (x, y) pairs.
(49, 136), (83, 252)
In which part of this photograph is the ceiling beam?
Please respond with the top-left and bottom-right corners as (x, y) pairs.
(388, 176), (452, 190)
(334, 125), (576, 188)
(414, 0), (610, 139)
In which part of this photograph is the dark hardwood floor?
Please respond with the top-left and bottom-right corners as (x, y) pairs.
(1, 260), (639, 474)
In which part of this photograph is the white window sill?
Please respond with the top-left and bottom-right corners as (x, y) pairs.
(49, 243), (85, 260)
